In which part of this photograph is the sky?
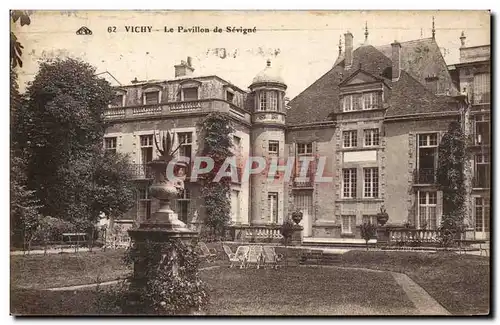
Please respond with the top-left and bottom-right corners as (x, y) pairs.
(14, 10), (490, 99)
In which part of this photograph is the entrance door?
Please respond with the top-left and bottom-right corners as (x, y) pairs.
(293, 191), (313, 237)
(474, 197), (490, 240)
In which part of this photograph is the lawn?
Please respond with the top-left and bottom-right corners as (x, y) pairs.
(10, 249), (131, 290)
(338, 250), (490, 315)
(10, 246), (490, 316)
(200, 266), (416, 315)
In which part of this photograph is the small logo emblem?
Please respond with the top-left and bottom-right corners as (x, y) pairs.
(76, 26), (92, 35)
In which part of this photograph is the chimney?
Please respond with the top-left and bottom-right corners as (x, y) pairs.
(460, 31), (466, 48)
(391, 41), (401, 82)
(174, 56), (195, 78)
(344, 31), (353, 69)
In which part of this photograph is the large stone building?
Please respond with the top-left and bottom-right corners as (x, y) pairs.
(103, 27), (490, 242)
(448, 33), (491, 240)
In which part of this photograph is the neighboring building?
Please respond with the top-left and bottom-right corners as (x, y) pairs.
(448, 32), (491, 240)
(103, 25), (489, 242)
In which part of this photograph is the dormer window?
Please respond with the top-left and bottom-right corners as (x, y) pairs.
(226, 90), (234, 103)
(111, 94), (124, 107)
(342, 92), (381, 112)
(144, 91), (159, 105)
(182, 87), (199, 101)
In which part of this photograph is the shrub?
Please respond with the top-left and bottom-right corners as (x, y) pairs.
(123, 239), (209, 315)
(360, 222), (377, 251)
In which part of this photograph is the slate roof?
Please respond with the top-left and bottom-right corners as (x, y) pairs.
(287, 38), (459, 125)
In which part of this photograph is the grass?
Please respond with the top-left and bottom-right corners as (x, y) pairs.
(10, 244), (490, 315)
(200, 266), (416, 315)
(10, 249), (131, 290)
(337, 250), (490, 315)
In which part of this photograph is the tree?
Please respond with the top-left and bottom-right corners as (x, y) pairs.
(16, 58), (134, 234)
(10, 10), (31, 68)
(279, 218), (295, 267)
(436, 121), (467, 244)
(360, 222), (377, 251)
(198, 112), (235, 240)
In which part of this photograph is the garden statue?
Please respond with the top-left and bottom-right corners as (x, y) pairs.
(291, 210), (303, 225)
(376, 205), (389, 226)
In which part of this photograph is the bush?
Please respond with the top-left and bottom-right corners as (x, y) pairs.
(360, 222), (377, 250)
(122, 239), (209, 315)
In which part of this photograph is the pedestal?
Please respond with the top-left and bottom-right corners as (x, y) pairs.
(126, 208), (198, 314)
(290, 225), (304, 245)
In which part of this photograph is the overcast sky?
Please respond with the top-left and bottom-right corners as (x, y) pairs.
(14, 10), (490, 98)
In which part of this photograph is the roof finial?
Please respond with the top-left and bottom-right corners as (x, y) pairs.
(338, 35), (342, 55)
(432, 16), (436, 39)
(460, 31), (466, 47)
(364, 21), (369, 43)
(266, 59), (271, 67)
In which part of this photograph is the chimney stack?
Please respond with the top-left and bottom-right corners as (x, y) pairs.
(460, 31), (466, 47)
(344, 31), (353, 69)
(174, 56), (195, 78)
(391, 41), (401, 82)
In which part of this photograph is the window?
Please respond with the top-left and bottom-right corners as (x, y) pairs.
(226, 91), (234, 103)
(297, 143), (313, 155)
(364, 129), (380, 147)
(363, 92), (380, 110)
(178, 132), (193, 159)
(182, 87), (198, 101)
(343, 130), (357, 148)
(233, 135), (241, 153)
(343, 168), (357, 198)
(231, 190), (240, 223)
(140, 135), (154, 164)
(138, 187), (152, 220)
(259, 92), (267, 111)
(475, 197), (490, 232)
(417, 191), (437, 230)
(269, 91), (278, 111)
(363, 168), (379, 198)
(104, 137), (117, 153)
(111, 94), (124, 107)
(343, 92), (381, 111)
(362, 215), (377, 225)
(416, 133), (438, 184)
(474, 114), (490, 145)
(341, 215), (356, 234)
(473, 73), (490, 104)
(474, 154), (490, 188)
(176, 188), (190, 223)
(144, 91), (159, 105)
(268, 192), (279, 223)
(268, 140), (279, 155)
(343, 95), (353, 112)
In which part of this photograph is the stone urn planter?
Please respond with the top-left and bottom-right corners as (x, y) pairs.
(376, 206), (389, 226)
(291, 210), (303, 225)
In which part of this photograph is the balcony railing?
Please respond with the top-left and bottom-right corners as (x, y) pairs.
(389, 228), (441, 245)
(227, 224), (283, 243)
(103, 99), (251, 123)
(129, 164), (153, 180)
(413, 168), (436, 184)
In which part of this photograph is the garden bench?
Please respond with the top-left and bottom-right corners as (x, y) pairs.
(262, 246), (284, 269)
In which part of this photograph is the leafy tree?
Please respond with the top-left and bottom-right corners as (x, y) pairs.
(198, 112), (235, 240)
(10, 10), (31, 68)
(279, 218), (295, 267)
(436, 121), (467, 243)
(360, 222), (377, 251)
(17, 58), (134, 234)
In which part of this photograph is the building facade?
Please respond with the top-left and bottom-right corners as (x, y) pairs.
(103, 30), (490, 242)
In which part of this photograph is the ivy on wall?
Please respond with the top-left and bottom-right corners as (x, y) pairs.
(198, 112), (235, 239)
